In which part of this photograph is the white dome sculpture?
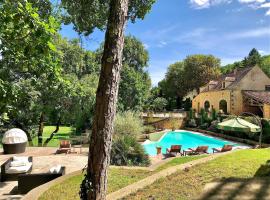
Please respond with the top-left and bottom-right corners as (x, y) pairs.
(2, 128), (28, 144)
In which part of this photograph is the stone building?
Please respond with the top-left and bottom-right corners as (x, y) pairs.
(192, 66), (270, 118)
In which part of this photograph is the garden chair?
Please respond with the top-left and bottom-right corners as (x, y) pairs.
(183, 146), (209, 156)
(212, 145), (233, 153)
(166, 145), (182, 157)
(55, 140), (71, 154)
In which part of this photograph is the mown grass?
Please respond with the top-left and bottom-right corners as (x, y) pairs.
(39, 168), (153, 200)
(126, 149), (270, 200)
(38, 155), (207, 200)
(32, 126), (75, 147)
(156, 154), (208, 171)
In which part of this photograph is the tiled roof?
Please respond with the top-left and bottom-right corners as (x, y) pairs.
(201, 67), (253, 92)
(243, 90), (270, 105)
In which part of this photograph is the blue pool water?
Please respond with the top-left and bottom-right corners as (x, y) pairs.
(143, 131), (237, 156)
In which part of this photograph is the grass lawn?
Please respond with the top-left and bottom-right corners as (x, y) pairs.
(126, 149), (270, 200)
(39, 156), (206, 200)
(32, 126), (75, 147)
(156, 154), (208, 171)
(149, 131), (166, 141)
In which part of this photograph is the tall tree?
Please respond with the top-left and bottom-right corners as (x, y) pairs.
(61, 0), (155, 199)
(96, 36), (151, 111)
(159, 61), (186, 109)
(0, 0), (60, 142)
(183, 54), (220, 93)
(243, 48), (261, 67)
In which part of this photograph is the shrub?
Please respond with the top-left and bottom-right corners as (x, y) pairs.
(151, 97), (168, 112)
(114, 111), (144, 138)
(262, 119), (270, 143)
(144, 125), (155, 134)
(110, 135), (150, 166)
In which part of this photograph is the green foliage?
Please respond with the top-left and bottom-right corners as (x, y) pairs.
(56, 36), (100, 77)
(144, 125), (155, 134)
(151, 97), (168, 112)
(157, 55), (220, 111)
(114, 111), (144, 139)
(0, 0), (61, 138)
(184, 98), (192, 111)
(110, 135), (150, 166)
(211, 109), (217, 120)
(96, 36), (151, 111)
(221, 48), (270, 78)
(61, 0), (156, 36)
(262, 119), (270, 143)
(243, 48), (261, 67)
(261, 55), (270, 77)
(183, 54), (221, 92)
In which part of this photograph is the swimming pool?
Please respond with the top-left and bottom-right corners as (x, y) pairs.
(143, 130), (238, 156)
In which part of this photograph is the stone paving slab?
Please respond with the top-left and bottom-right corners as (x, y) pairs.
(0, 154), (88, 200)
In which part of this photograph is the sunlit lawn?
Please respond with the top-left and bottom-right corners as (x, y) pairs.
(32, 126), (75, 147)
(126, 149), (270, 200)
(39, 155), (207, 200)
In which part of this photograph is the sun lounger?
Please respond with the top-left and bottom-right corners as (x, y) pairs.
(212, 145), (233, 153)
(183, 146), (209, 156)
(55, 140), (71, 154)
(166, 145), (182, 157)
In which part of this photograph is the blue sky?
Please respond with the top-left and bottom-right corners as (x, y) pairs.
(60, 0), (270, 86)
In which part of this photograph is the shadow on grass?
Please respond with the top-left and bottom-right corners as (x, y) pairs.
(198, 160), (270, 200)
(197, 178), (270, 200)
(254, 160), (270, 177)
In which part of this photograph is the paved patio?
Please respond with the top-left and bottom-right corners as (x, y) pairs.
(0, 147), (88, 200)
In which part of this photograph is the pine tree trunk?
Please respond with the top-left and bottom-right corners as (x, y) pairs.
(87, 0), (129, 199)
(37, 112), (44, 147)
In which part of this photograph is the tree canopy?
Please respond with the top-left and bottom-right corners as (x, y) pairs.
(61, 0), (155, 35)
(157, 55), (220, 110)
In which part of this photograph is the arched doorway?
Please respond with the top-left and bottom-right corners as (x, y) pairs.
(219, 100), (228, 114)
(204, 101), (210, 112)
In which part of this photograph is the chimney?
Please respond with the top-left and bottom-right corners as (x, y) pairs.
(234, 68), (237, 75)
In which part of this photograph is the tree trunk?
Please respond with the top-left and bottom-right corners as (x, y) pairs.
(37, 112), (44, 147)
(87, 0), (129, 199)
(43, 117), (61, 147)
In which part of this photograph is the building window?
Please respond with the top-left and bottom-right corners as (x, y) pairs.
(219, 100), (228, 114)
(204, 101), (210, 112)
(266, 85), (270, 91)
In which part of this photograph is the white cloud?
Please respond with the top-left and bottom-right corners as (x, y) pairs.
(238, 0), (270, 15)
(260, 2), (270, 7)
(238, 0), (265, 3)
(143, 43), (149, 49)
(190, 0), (232, 9)
(190, 0), (270, 15)
(226, 27), (270, 39)
(157, 41), (168, 48)
(258, 49), (270, 55)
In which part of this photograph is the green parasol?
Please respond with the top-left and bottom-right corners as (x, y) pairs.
(217, 117), (261, 133)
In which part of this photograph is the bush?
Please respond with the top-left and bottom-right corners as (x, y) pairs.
(151, 97), (168, 112)
(114, 111), (144, 138)
(262, 119), (270, 143)
(144, 125), (155, 134)
(110, 135), (150, 166)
